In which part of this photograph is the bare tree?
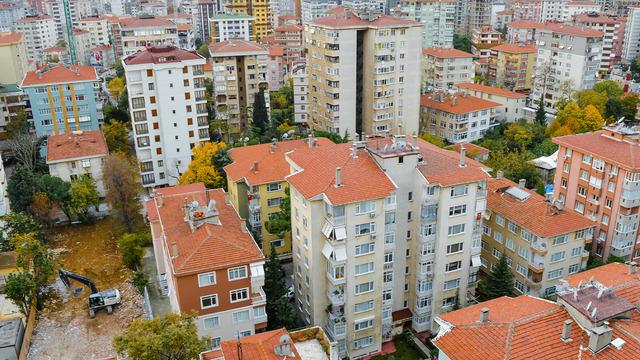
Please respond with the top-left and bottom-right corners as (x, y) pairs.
(103, 153), (142, 232)
(7, 131), (40, 173)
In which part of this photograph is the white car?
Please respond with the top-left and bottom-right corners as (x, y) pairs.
(284, 286), (294, 301)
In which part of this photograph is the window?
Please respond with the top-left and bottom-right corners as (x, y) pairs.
(552, 235), (568, 246)
(506, 239), (515, 251)
(384, 252), (394, 263)
(267, 183), (282, 192)
(496, 215), (505, 226)
(442, 296), (457, 307)
(592, 158), (604, 171)
(564, 163), (570, 173)
(579, 170), (589, 180)
(547, 268), (563, 280)
(574, 202), (584, 214)
(450, 185), (469, 197)
(571, 247), (582, 257)
(544, 287), (556, 297)
(354, 336), (373, 349)
(448, 224), (465, 236)
(228, 266), (247, 280)
(271, 239), (284, 248)
(483, 225), (491, 236)
(355, 222), (375, 235)
(210, 337), (221, 349)
(446, 243), (464, 254)
(382, 289), (392, 302)
(514, 280), (526, 293)
(200, 294), (218, 309)
(449, 204), (467, 216)
(508, 221), (519, 234)
(417, 297), (432, 309)
(203, 316), (220, 329)
(232, 309), (250, 323)
(445, 261), (462, 272)
(493, 248), (502, 259)
(577, 186), (587, 197)
(605, 198), (612, 208)
(355, 281), (374, 295)
(355, 243), (375, 256)
(582, 154), (592, 164)
(516, 263), (528, 276)
(254, 306), (266, 318)
(355, 201), (375, 214)
(521, 230), (535, 243)
(230, 288), (249, 303)
(550, 251), (565, 263)
(198, 272), (216, 287)
(355, 262), (374, 276)
(354, 300), (374, 313)
(354, 318), (374, 331)
(568, 263), (580, 274)
(518, 246), (529, 260)
(494, 231), (504, 243)
(267, 198), (282, 207)
(417, 280), (432, 293)
(443, 278), (460, 290)
(422, 223), (436, 236)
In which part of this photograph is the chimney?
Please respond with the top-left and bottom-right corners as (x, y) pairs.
(589, 325), (613, 353)
(351, 145), (357, 158)
(518, 179), (526, 189)
(459, 147), (466, 167)
(308, 133), (313, 148)
(480, 307), (489, 323)
(496, 170), (504, 179)
(252, 161), (258, 172)
(335, 167), (342, 187)
(629, 261), (638, 275)
(561, 319), (573, 341)
(156, 193), (164, 207)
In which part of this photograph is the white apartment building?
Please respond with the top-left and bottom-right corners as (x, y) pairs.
(457, 83), (527, 123)
(301, 0), (339, 23)
(210, 13), (255, 44)
(117, 16), (179, 57)
(573, 13), (625, 74)
(305, 10), (422, 138)
(623, 6), (640, 63)
(123, 46), (209, 188)
(0, 152), (9, 217)
(532, 23), (603, 112)
(286, 135), (489, 358)
(341, 0), (387, 14)
(76, 16), (111, 49)
(422, 47), (474, 92)
(15, 15), (57, 63)
(0, 3), (26, 32)
(292, 63), (309, 124)
(559, 1), (601, 22)
(393, 0), (456, 49)
(541, 0), (565, 22)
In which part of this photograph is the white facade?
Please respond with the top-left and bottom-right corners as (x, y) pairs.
(301, 0), (339, 23)
(541, 0), (566, 22)
(0, 3), (26, 32)
(48, 153), (108, 196)
(211, 14), (255, 43)
(456, 85), (527, 123)
(292, 64), (308, 124)
(15, 16), (57, 63)
(393, 0), (456, 48)
(623, 6), (640, 63)
(118, 18), (179, 57)
(559, 1), (601, 22)
(76, 17), (111, 49)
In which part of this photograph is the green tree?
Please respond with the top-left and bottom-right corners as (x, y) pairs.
(535, 95), (546, 125)
(103, 153), (142, 232)
(103, 102), (130, 123)
(67, 176), (100, 222)
(420, 132), (445, 148)
(504, 123), (533, 151)
(574, 89), (607, 116)
(5, 108), (29, 137)
(115, 62), (125, 78)
(313, 130), (344, 144)
(453, 33), (472, 53)
(114, 313), (208, 360)
(485, 150), (542, 189)
(265, 187), (291, 239)
(9, 233), (57, 309)
(0, 212), (44, 251)
(197, 44), (210, 59)
(593, 80), (624, 98)
(118, 232), (151, 270)
(4, 272), (36, 314)
(7, 164), (39, 213)
(103, 120), (131, 154)
(38, 175), (72, 220)
(252, 89), (269, 137)
(477, 254), (515, 300)
(263, 245), (293, 329)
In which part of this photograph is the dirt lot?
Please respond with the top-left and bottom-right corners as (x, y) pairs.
(27, 218), (145, 360)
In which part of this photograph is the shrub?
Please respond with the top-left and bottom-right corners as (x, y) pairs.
(132, 271), (149, 293)
(118, 232), (150, 270)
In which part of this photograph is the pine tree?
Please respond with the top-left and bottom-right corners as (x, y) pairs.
(252, 89), (269, 137)
(535, 95), (547, 125)
(263, 244), (293, 329)
(477, 254), (515, 300)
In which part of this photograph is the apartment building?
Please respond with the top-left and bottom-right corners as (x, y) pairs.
(0, 152), (8, 217)
(623, 6), (640, 63)
(456, 83), (527, 123)
(90, 44), (114, 68)
(480, 176), (594, 298)
(532, 23), (603, 113)
(20, 64), (101, 137)
(466, 0), (492, 34)
(0, 33), (29, 85)
(209, 39), (269, 138)
(422, 47), (474, 92)
(392, 0), (456, 49)
(226, 0), (271, 41)
(559, 1), (601, 22)
(541, 0), (564, 21)
(0, 83), (30, 138)
(123, 46), (208, 188)
(487, 44), (537, 92)
(72, 28), (92, 66)
(300, 0), (339, 23)
(191, 0), (223, 41)
(421, 92), (500, 143)
(506, 20), (545, 44)
(0, 3), (26, 32)
(116, 16), (179, 57)
(510, 0), (543, 22)
(471, 25), (501, 58)
(210, 13), (255, 44)
(146, 183), (268, 343)
(434, 262), (640, 359)
(305, 10), (422, 138)
(573, 13), (625, 74)
(552, 123), (640, 262)
(493, 10), (514, 31)
(287, 135), (489, 358)
(292, 63), (309, 124)
(15, 15), (57, 63)
(264, 21), (304, 71)
(76, 16), (111, 49)
(224, 138), (333, 258)
(46, 130), (109, 196)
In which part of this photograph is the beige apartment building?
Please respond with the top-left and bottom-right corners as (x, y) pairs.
(304, 10), (422, 138)
(456, 82), (527, 123)
(286, 135), (489, 358)
(480, 176), (594, 298)
(471, 25), (501, 58)
(76, 16), (111, 49)
(487, 43), (536, 93)
(553, 123), (640, 262)
(209, 39), (269, 138)
(0, 32), (29, 84)
(422, 47), (475, 92)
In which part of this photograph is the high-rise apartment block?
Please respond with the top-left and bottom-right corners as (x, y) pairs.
(287, 135), (489, 358)
(191, 0), (224, 41)
(623, 6), (640, 63)
(552, 123), (640, 262)
(466, 0), (492, 34)
(0, 32), (29, 85)
(262, 19), (304, 71)
(209, 40), (269, 138)
(532, 23), (603, 112)
(15, 15), (57, 63)
(487, 44), (537, 92)
(471, 25), (501, 58)
(0, 3), (26, 32)
(210, 13), (256, 43)
(292, 63), (309, 124)
(422, 48), (474, 92)
(559, 1), (601, 22)
(76, 16), (111, 50)
(393, 0), (456, 49)
(301, 0), (339, 23)
(573, 13), (625, 74)
(305, 11), (422, 138)
(115, 16), (179, 58)
(226, 0), (271, 41)
(123, 46), (209, 188)
(510, 0), (543, 22)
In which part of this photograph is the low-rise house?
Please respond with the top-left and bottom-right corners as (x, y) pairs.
(530, 150), (558, 183)
(457, 83), (527, 123)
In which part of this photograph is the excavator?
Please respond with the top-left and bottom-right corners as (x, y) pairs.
(58, 269), (121, 318)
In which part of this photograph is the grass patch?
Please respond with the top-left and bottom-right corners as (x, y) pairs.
(373, 335), (426, 360)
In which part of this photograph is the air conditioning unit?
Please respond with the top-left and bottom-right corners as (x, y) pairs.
(369, 212), (376, 218)
(371, 234), (377, 240)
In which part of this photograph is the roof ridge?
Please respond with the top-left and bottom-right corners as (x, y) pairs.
(503, 323), (516, 359)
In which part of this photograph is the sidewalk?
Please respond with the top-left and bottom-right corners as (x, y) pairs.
(141, 247), (172, 318)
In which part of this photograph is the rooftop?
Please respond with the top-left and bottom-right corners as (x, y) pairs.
(46, 130), (109, 163)
(123, 46), (203, 65)
(146, 184), (264, 275)
(574, 13), (625, 24)
(423, 47), (474, 59)
(457, 83), (527, 99)
(565, 1), (598, 5)
(118, 16), (176, 28)
(21, 64), (97, 87)
(311, 9), (419, 29)
(212, 13), (255, 20)
(508, 20), (547, 29)
(447, 143), (490, 157)
(420, 92), (501, 114)
(0, 33), (22, 45)
(209, 39), (266, 55)
(16, 15), (53, 22)
(487, 177), (595, 238)
(541, 22), (604, 37)
(415, 138), (490, 186)
(490, 43), (537, 54)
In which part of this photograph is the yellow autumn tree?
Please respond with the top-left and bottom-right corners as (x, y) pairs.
(179, 142), (227, 189)
(107, 77), (125, 99)
(579, 104), (605, 133)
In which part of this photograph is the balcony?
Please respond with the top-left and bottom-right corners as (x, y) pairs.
(252, 288), (267, 305)
(414, 303), (432, 315)
(248, 198), (261, 213)
(528, 260), (544, 273)
(327, 288), (345, 306)
(581, 249), (590, 259)
(327, 266), (346, 285)
(324, 320), (346, 340)
(526, 276), (542, 290)
(416, 286), (433, 297)
(530, 240), (548, 255)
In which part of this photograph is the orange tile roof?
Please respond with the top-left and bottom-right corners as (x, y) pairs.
(224, 138), (334, 186)
(118, 16), (175, 28)
(46, 130), (108, 163)
(286, 142), (397, 205)
(392, 308), (413, 322)
(124, 46), (202, 65)
(563, 262), (640, 290)
(420, 92), (501, 114)
(552, 131), (640, 170)
(0, 33), (23, 45)
(216, 328), (302, 360)
(176, 23), (191, 31)
(490, 43), (537, 54)
(209, 39), (266, 55)
(508, 20), (546, 29)
(574, 13), (624, 24)
(312, 12), (418, 28)
(423, 47), (474, 59)
(91, 44), (112, 52)
(17, 15), (53, 22)
(78, 16), (108, 22)
(274, 24), (304, 33)
(146, 184), (264, 275)
(487, 177), (595, 238)
(21, 64), (97, 87)
(269, 45), (285, 57)
(439, 295), (559, 326)
(414, 137), (491, 186)
(457, 83), (527, 98)
(448, 143), (490, 156)
(44, 46), (67, 52)
(542, 23), (604, 37)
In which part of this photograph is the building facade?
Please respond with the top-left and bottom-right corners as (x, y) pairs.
(210, 13), (256, 44)
(422, 48), (475, 92)
(487, 43), (537, 92)
(116, 16), (179, 57)
(226, 0), (271, 41)
(392, 0), (456, 49)
(76, 16), (111, 50)
(15, 15), (57, 63)
(573, 12), (625, 74)
(471, 25), (501, 58)
(0, 33), (29, 85)
(292, 63), (309, 124)
(301, 0), (339, 23)
(623, 6), (640, 63)
(456, 83), (527, 123)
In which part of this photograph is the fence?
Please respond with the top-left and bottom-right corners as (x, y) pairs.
(143, 286), (153, 319)
(18, 303), (37, 360)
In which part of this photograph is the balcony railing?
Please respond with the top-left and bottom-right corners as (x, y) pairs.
(252, 288), (267, 305)
(327, 288), (345, 306)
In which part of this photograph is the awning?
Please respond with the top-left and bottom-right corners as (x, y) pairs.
(334, 246), (347, 262)
(322, 221), (333, 238)
(335, 226), (347, 241)
(322, 242), (333, 259)
(471, 255), (482, 268)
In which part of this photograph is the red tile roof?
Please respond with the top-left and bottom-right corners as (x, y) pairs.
(392, 308), (413, 322)
(487, 177), (595, 238)
(21, 64), (97, 87)
(78, 16), (108, 22)
(44, 46), (67, 52)
(448, 143), (490, 156)
(439, 295), (558, 326)
(286, 142), (397, 205)
(312, 10), (419, 28)
(420, 92), (501, 114)
(423, 47), (474, 59)
(563, 262), (640, 290)
(508, 20), (547, 29)
(0, 33), (23, 45)
(542, 23), (604, 37)
(72, 28), (89, 35)
(118, 16), (175, 28)
(209, 39), (266, 55)
(457, 83), (527, 98)
(216, 328), (302, 360)
(274, 24), (304, 33)
(146, 184), (264, 275)
(415, 137), (490, 186)
(224, 138), (334, 186)
(91, 44), (112, 52)
(574, 13), (624, 24)
(269, 45), (285, 57)
(552, 130), (640, 170)
(176, 24), (192, 31)
(123, 46), (203, 65)
(565, 1), (598, 5)
(490, 43), (537, 54)
(46, 130), (108, 163)
(496, 10), (514, 15)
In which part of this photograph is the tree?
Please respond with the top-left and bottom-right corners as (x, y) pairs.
(113, 313), (208, 360)
(9, 233), (56, 309)
(197, 44), (210, 59)
(1, 212), (44, 250)
(593, 80), (624, 98)
(115, 62), (125, 78)
(252, 89), (269, 136)
(67, 176), (100, 222)
(7, 164), (39, 213)
(579, 104), (604, 133)
(265, 187), (291, 240)
(263, 245), (293, 329)
(420, 132), (445, 148)
(118, 232), (151, 270)
(535, 95), (546, 125)
(103, 153), (142, 232)
(453, 33), (472, 53)
(313, 130), (344, 144)
(31, 192), (54, 226)
(179, 142), (227, 189)
(103, 120), (131, 154)
(103, 102), (130, 123)
(5, 108), (29, 137)
(504, 123), (533, 151)
(485, 150), (542, 189)
(7, 131), (41, 173)
(38, 175), (71, 220)
(4, 272), (36, 315)
(548, 101), (583, 137)
(107, 76), (125, 99)
(574, 89), (607, 116)
(477, 254), (515, 300)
